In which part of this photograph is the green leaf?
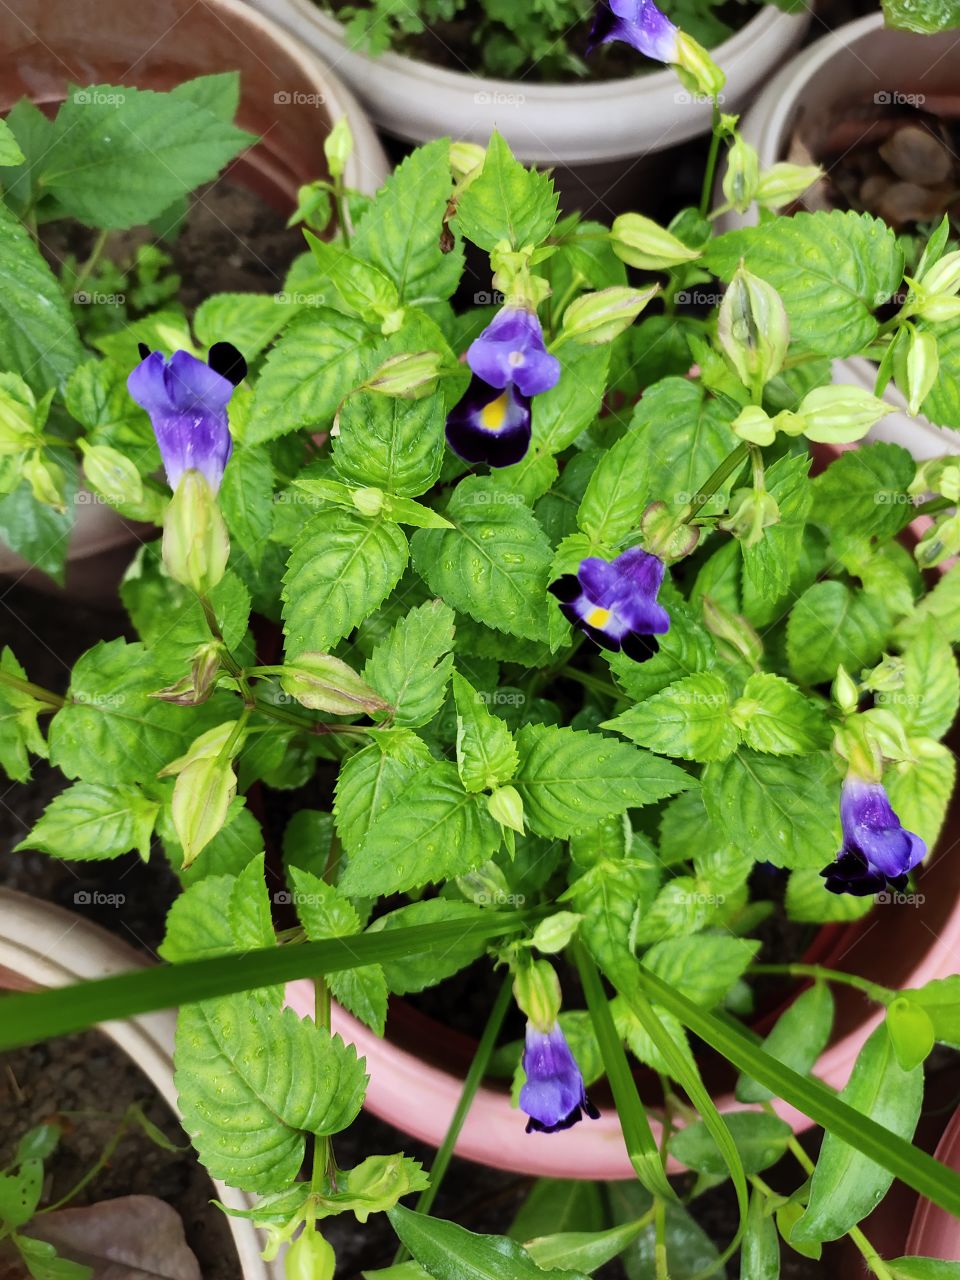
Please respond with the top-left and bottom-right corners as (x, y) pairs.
(737, 982), (835, 1103)
(527, 343), (611, 460)
(412, 476), (553, 642)
(880, 629), (959, 739)
(41, 84), (254, 228)
(178, 805), (264, 886)
(740, 1190), (780, 1280)
(0, 647), (48, 783)
(741, 452), (811, 599)
(922, 322), (960, 429)
(367, 899), (493, 995)
(219, 445), (274, 573)
(452, 671), (518, 792)
(668, 1111), (792, 1176)
(176, 994), (366, 1193)
(888, 1261), (960, 1280)
(604, 671), (738, 763)
(160, 857), (274, 966)
(643, 934), (759, 1010)
(454, 132), (558, 252)
(334, 391), (446, 497)
(811, 443), (915, 542)
(514, 723), (691, 838)
(908, 975), (960, 1049)
(0, 117), (25, 166)
(16, 782), (159, 861)
(566, 857), (659, 986)
(785, 869), (874, 923)
(733, 673), (831, 756)
(390, 1206), (587, 1280)
(885, 743), (955, 848)
(364, 599), (455, 728)
(334, 729), (434, 856)
(608, 601), (717, 703)
(608, 1184), (721, 1280)
(702, 749), (840, 869)
(0, 201), (84, 393)
(576, 429), (649, 544)
(248, 310), (379, 442)
(886, 996), (935, 1071)
(793, 1025), (923, 1244)
(339, 761), (502, 896)
(352, 139), (463, 304)
(318, 1153), (430, 1222)
(523, 1219), (648, 1274)
(896, 559), (960, 646)
(288, 867), (388, 1035)
(193, 292), (300, 364)
(704, 210), (903, 356)
(508, 1181), (604, 1243)
(882, 0), (960, 33)
(786, 581), (892, 686)
(170, 71), (241, 120)
(282, 511), (408, 658)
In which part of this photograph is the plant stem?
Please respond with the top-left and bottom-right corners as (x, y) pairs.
(699, 109), (724, 218)
(654, 1196), (669, 1279)
(749, 963), (892, 1005)
(38, 1109), (136, 1214)
(393, 972), (513, 1264)
(0, 669), (65, 709)
(311, 975), (333, 1200)
(73, 227), (110, 295)
(558, 665), (624, 701)
(250, 692), (371, 738)
(680, 442), (750, 524)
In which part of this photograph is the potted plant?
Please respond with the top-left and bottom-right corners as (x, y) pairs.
(716, 11), (960, 462)
(0, 0), (387, 597)
(3, 13), (960, 1272)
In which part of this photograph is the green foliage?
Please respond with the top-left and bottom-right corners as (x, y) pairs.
(455, 132), (558, 252)
(17, 782), (159, 861)
(364, 599), (455, 727)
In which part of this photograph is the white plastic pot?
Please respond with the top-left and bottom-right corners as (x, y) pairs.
(251, 0), (810, 166)
(720, 13), (960, 459)
(0, 888), (282, 1280)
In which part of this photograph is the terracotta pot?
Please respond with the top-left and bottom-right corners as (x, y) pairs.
(252, 0), (809, 211)
(0, 0), (389, 597)
(0, 887), (283, 1280)
(906, 1109), (960, 1260)
(716, 13), (960, 461)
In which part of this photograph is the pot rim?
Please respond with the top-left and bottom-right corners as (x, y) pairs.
(906, 1106), (960, 1259)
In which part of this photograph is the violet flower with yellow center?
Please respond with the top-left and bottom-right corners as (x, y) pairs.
(549, 545), (670, 661)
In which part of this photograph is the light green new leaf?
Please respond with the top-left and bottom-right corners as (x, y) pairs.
(454, 131), (558, 252)
(364, 599), (455, 727)
(643, 934), (760, 1010)
(219, 446), (274, 574)
(0, 117), (25, 166)
(17, 782), (159, 861)
(785, 869), (874, 923)
(604, 671), (738, 763)
(733, 672), (831, 756)
(576, 424), (649, 544)
(523, 1219), (648, 1274)
(880, 629), (959, 739)
(334, 729), (434, 856)
(194, 292), (301, 364)
(334, 391), (447, 497)
(0, 647), (49, 783)
(741, 451), (811, 599)
(452, 671), (518, 792)
(737, 982), (835, 1103)
(885, 743), (955, 847)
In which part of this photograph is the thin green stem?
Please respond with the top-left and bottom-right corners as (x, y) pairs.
(38, 1109), (136, 1214)
(699, 109), (724, 218)
(311, 976), (333, 1202)
(654, 1196), (669, 1280)
(0, 669), (64, 709)
(250, 693), (371, 738)
(749, 963), (892, 1006)
(558, 665), (624, 701)
(72, 227), (110, 294)
(680, 442), (750, 524)
(333, 180), (351, 247)
(393, 972), (513, 1264)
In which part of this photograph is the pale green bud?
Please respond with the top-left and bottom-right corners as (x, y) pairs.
(609, 212), (701, 272)
(717, 266), (789, 391)
(161, 469), (230, 595)
(560, 285), (658, 345)
(487, 784), (525, 834)
(0, 373), (39, 453)
(673, 31), (725, 99)
(731, 405), (776, 446)
(754, 162), (823, 211)
(159, 720), (242, 776)
(23, 453), (67, 512)
(832, 665), (859, 716)
(721, 136), (760, 214)
(719, 487), (780, 548)
(909, 456), (960, 502)
(279, 652), (391, 716)
(918, 248), (960, 298)
(449, 141), (486, 181)
(513, 958), (562, 1031)
(79, 440), (144, 508)
(530, 912), (582, 955)
(893, 325), (938, 416)
(171, 753), (237, 867)
(832, 718), (882, 782)
(363, 350), (446, 398)
(797, 384), (890, 444)
(640, 502), (700, 560)
(285, 1227), (336, 1280)
(913, 294), (960, 323)
(351, 486), (385, 518)
(152, 641), (223, 706)
(323, 117), (353, 180)
(915, 513), (960, 568)
(457, 860), (512, 907)
(701, 595), (763, 668)
(863, 654), (906, 695)
(287, 181), (332, 233)
(771, 409), (808, 437)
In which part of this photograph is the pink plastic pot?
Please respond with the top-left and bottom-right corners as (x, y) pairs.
(906, 1110), (960, 1261)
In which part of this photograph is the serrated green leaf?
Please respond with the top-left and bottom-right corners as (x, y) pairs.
(784, 868), (874, 923)
(704, 211), (903, 356)
(219, 445), (274, 574)
(608, 601), (717, 702)
(176, 995), (366, 1193)
(883, 0), (960, 33)
(737, 982), (835, 1103)
(334, 391), (447, 497)
(576, 425), (649, 543)
(734, 672), (831, 756)
(702, 749), (841, 869)
(412, 476), (553, 642)
(669, 1111), (791, 1176)
(811, 443), (915, 542)
(514, 723), (691, 838)
(566, 857), (659, 986)
(742, 451), (811, 598)
(787, 581), (892, 686)
(339, 761), (501, 896)
(0, 647), (48, 783)
(16, 782), (158, 861)
(160, 857), (274, 967)
(364, 599), (455, 728)
(885, 743), (955, 847)
(452, 671), (518, 792)
(454, 131), (558, 252)
(334, 729), (434, 856)
(367, 899), (492, 995)
(643, 934), (759, 1009)
(282, 510), (408, 658)
(194, 292), (300, 363)
(880, 630), (959, 739)
(0, 116), (25, 166)
(604, 671), (737, 763)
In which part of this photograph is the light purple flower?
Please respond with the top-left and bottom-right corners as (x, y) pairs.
(820, 775), (926, 896)
(549, 546), (670, 661)
(467, 307), (560, 398)
(587, 0), (680, 63)
(445, 376), (532, 468)
(127, 343), (246, 493)
(520, 1021), (599, 1134)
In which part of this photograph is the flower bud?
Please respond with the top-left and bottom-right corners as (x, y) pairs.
(731, 405), (776, 446)
(152, 642), (223, 705)
(23, 453), (67, 512)
(910, 456), (960, 502)
(719, 487), (780, 548)
(513, 958), (562, 1032)
(323, 117), (353, 181)
(288, 181), (332, 233)
(0, 373), (39, 453)
(457, 859), (512, 907)
(161, 469), (230, 595)
(701, 595), (763, 668)
(280, 653), (390, 716)
(560, 285), (659, 345)
(915, 513), (960, 568)
(449, 141), (486, 181)
(863, 654), (906, 695)
(530, 911), (582, 954)
(351, 486), (385, 518)
(159, 720), (242, 776)
(639, 501), (700, 560)
(363, 350), (446, 398)
(487, 784), (525, 834)
(797, 384), (890, 444)
(171, 754), (237, 867)
(79, 440), (144, 508)
(754, 162), (823, 211)
(286, 1227), (335, 1280)
(913, 294), (960, 323)
(717, 266), (789, 391)
(918, 248), (960, 298)
(609, 213), (701, 272)
(832, 665), (859, 716)
(893, 325), (938, 416)
(673, 31), (725, 98)
(721, 136), (760, 214)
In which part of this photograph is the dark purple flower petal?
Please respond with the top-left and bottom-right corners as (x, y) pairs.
(588, 0), (679, 62)
(467, 307), (560, 398)
(820, 776), (926, 896)
(128, 348), (236, 492)
(551, 545), (669, 659)
(446, 375), (532, 468)
(520, 1022), (599, 1134)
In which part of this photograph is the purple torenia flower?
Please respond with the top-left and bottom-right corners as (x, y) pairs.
(520, 1022), (599, 1134)
(587, 0), (679, 63)
(549, 546), (670, 661)
(446, 376), (532, 468)
(820, 775), (926, 896)
(127, 342), (246, 493)
(467, 307), (560, 398)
